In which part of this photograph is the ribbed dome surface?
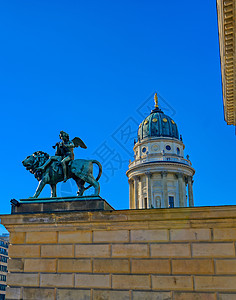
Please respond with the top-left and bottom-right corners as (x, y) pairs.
(138, 107), (179, 140)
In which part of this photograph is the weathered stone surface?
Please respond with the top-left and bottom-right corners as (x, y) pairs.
(40, 273), (73, 288)
(13, 197), (114, 214)
(215, 259), (236, 274)
(214, 228), (236, 241)
(174, 292), (216, 300)
(57, 289), (90, 300)
(170, 229), (211, 241)
(93, 259), (129, 273)
(192, 243), (235, 258)
(58, 230), (91, 243)
(131, 229), (169, 242)
(2, 205), (236, 228)
(75, 244), (110, 258)
(7, 273), (39, 287)
(195, 276), (236, 291)
(93, 230), (129, 243)
(58, 258), (91, 273)
(3, 205), (236, 299)
(23, 288), (55, 300)
(12, 203), (42, 214)
(9, 244), (40, 258)
(41, 245), (73, 258)
(93, 290), (130, 300)
(112, 244), (148, 257)
(42, 202), (68, 213)
(133, 291), (172, 300)
(150, 243), (191, 258)
(91, 212), (128, 222)
(218, 294), (236, 300)
(172, 259), (214, 274)
(112, 275), (150, 290)
(5, 287), (22, 300)
(131, 259), (170, 274)
(9, 232), (25, 244)
(75, 274), (110, 288)
(24, 259), (56, 272)
(26, 231), (57, 244)
(8, 258), (24, 272)
(152, 275), (193, 291)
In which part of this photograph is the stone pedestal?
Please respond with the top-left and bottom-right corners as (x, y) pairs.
(11, 196), (114, 214)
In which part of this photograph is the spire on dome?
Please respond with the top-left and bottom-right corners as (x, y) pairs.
(151, 92), (162, 113)
(154, 93), (158, 108)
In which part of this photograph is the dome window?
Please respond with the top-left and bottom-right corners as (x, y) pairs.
(166, 145), (171, 151)
(177, 147), (180, 155)
(142, 147), (147, 153)
(171, 120), (175, 124)
(163, 118), (168, 123)
(152, 118), (158, 123)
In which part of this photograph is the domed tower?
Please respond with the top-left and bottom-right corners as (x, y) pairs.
(126, 93), (195, 209)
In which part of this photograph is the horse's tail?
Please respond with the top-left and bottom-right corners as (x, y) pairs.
(84, 160), (103, 191)
(92, 160), (103, 182)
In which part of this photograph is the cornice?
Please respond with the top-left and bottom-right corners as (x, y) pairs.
(217, 0), (236, 125)
(2, 205), (236, 230)
(126, 161), (195, 177)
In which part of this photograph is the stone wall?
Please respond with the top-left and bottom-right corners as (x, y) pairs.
(1, 205), (236, 300)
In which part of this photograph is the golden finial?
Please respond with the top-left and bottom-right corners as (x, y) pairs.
(154, 93), (158, 108)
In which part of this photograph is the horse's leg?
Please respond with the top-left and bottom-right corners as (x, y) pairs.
(74, 178), (85, 196)
(93, 180), (100, 196)
(85, 175), (100, 196)
(50, 184), (57, 197)
(33, 179), (47, 198)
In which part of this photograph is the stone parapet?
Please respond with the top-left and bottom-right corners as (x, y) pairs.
(1, 205), (236, 299)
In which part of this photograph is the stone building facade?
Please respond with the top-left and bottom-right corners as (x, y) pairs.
(217, 0), (236, 125)
(0, 234), (9, 300)
(2, 206), (236, 300)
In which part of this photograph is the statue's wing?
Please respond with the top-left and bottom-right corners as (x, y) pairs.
(72, 137), (87, 149)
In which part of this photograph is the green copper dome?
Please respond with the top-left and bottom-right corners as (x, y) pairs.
(138, 94), (179, 140)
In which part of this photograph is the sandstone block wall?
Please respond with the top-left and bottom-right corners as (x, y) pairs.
(1, 206), (236, 300)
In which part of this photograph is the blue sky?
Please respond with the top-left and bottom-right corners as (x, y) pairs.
(0, 0), (235, 232)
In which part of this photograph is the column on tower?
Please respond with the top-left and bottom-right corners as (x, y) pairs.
(140, 175), (144, 209)
(177, 173), (185, 207)
(188, 176), (194, 207)
(128, 178), (134, 209)
(161, 171), (168, 208)
(184, 176), (188, 206)
(145, 172), (152, 209)
(133, 176), (140, 209)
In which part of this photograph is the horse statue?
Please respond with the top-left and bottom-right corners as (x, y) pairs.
(22, 151), (102, 198)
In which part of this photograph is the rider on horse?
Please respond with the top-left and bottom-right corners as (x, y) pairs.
(38, 131), (84, 182)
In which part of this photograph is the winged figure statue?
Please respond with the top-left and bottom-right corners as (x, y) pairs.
(22, 131), (102, 198)
(39, 131), (87, 182)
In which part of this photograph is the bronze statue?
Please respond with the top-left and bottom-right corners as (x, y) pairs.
(38, 131), (87, 182)
(22, 131), (102, 198)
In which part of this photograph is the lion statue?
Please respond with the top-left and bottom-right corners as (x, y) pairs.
(22, 151), (102, 198)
